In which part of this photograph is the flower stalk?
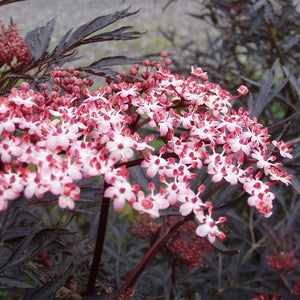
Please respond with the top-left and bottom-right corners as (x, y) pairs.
(86, 182), (111, 295)
(120, 215), (192, 293)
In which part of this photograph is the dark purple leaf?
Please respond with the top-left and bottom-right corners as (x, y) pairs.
(251, 59), (278, 117)
(0, 228), (38, 272)
(247, 8), (264, 37)
(81, 26), (144, 44)
(0, 276), (33, 288)
(63, 8), (140, 51)
(86, 56), (143, 68)
(2, 226), (33, 241)
(290, 173), (300, 194)
(210, 238), (239, 256)
(50, 28), (73, 58)
(0, 0), (27, 6)
(79, 56), (141, 78)
(25, 19), (55, 61)
(24, 264), (72, 300)
(80, 66), (119, 79)
(264, 0), (278, 25)
(6, 74), (35, 80)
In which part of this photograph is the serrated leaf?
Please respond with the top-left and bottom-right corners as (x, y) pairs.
(63, 8), (139, 51)
(25, 19), (55, 61)
(210, 238), (239, 256)
(50, 28), (73, 58)
(0, 276), (34, 288)
(2, 226), (34, 241)
(24, 264), (72, 300)
(264, 0), (278, 25)
(268, 76), (289, 100)
(80, 66), (119, 79)
(282, 36), (299, 53)
(247, 8), (264, 37)
(159, 209), (181, 217)
(6, 74), (35, 80)
(251, 59), (278, 117)
(250, 0), (265, 14)
(0, 227), (73, 273)
(86, 56), (143, 68)
(79, 26), (144, 44)
(286, 199), (300, 230)
(283, 66), (300, 97)
(128, 165), (152, 192)
(0, 228), (38, 272)
(247, 92), (255, 113)
(274, 93), (300, 115)
(291, 174), (300, 194)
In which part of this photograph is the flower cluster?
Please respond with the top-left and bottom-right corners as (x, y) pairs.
(266, 251), (297, 274)
(133, 215), (212, 269)
(292, 278), (300, 298)
(0, 21), (32, 70)
(0, 52), (293, 243)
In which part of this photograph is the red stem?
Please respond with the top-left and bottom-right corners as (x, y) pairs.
(86, 182), (111, 295)
(120, 215), (192, 294)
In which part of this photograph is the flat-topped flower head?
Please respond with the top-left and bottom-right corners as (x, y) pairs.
(0, 52), (294, 243)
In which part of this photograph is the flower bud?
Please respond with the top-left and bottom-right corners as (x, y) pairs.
(237, 85), (249, 96)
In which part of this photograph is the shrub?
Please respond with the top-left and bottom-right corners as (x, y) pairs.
(0, 0), (299, 299)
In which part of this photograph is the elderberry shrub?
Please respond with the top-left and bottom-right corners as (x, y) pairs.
(0, 0), (299, 299)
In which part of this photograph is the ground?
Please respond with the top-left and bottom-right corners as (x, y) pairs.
(0, 0), (208, 67)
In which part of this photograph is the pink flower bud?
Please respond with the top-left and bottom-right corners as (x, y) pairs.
(161, 51), (168, 58)
(237, 85), (249, 95)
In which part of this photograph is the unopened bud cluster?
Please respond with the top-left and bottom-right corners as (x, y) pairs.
(133, 215), (212, 268)
(0, 21), (32, 70)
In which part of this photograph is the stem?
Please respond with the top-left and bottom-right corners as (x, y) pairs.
(217, 253), (222, 291)
(120, 215), (191, 293)
(86, 182), (111, 295)
(274, 276), (282, 298)
(170, 259), (177, 300)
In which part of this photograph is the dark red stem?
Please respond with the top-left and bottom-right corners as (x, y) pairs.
(120, 215), (191, 293)
(86, 182), (111, 295)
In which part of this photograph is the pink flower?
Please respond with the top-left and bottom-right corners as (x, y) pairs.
(0, 136), (23, 163)
(244, 177), (275, 217)
(141, 151), (167, 178)
(0, 118), (16, 135)
(132, 186), (169, 218)
(191, 66), (208, 81)
(58, 183), (80, 210)
(104, 180), (136, 211)
(8, 88), (37, 108)
(106, 132), (134, 162)
(148, 110), (174, 136)
(272, 140), (293, 159)
(0, 169), (23, 209)
(115, 83), (139, 98)
(196, 214), (226, 244)
(162, 179), (189, 205)
(178, 189), (204, 216)
(226, 132), (252, 156)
